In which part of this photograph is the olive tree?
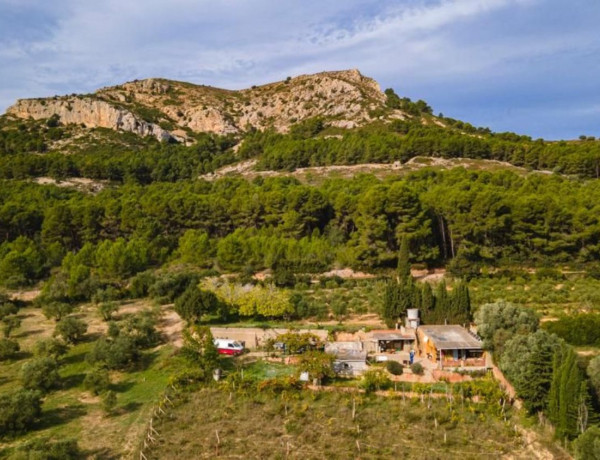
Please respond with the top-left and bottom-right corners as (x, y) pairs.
(474, 300), (539, 356)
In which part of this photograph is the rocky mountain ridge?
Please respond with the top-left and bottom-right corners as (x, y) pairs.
(5, 69), (399, 142)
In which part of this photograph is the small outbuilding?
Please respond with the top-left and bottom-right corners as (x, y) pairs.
(325, 342), (368, 376)
(417, 325), (485, 369)
(369, 329), (416, 354)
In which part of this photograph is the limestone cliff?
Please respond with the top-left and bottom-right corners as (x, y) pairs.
(5, 69), (397, 142)
(7, 97), (176, 142)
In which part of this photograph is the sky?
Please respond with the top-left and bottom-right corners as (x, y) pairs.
(0, 0), (599, 140)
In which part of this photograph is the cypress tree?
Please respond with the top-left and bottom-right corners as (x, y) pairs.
(382, 281), (401, 328)
(397, 276), (413, 319)
(549, 344), (588, 440)
(435, 280), (449, 324)
(397, 236), (411, 284)
(420, 282), (435, 324)
(450, 282), (471, 324)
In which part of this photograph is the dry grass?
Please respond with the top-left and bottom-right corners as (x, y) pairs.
(147, 387), (526, 459)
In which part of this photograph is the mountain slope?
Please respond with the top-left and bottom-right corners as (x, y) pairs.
(5, 69), (394, 142)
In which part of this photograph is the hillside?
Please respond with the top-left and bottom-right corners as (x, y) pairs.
(3, 69), (600, 458)
(4, 69), (394, 143)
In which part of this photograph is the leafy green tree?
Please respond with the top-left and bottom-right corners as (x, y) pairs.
(176, 229), (212, 267)
(0, 237), (45, 287)
(587, 355), (600, 399)
(2, 315), (21, 338)
(95, 238), (150, 278)
(53, 317), (87, 344)
(102, 390), (117, 415)
(175, 285), (224, 324)
(216, 233), (247, 271)
(83, 368), (110, 395)
(0, 338), (19, 360)
(20, 357), (60, 392)
(574, 426), (600, 460)
(272, 266), (296, 288)
(275, 332), (320, 354)
(120, 311), (159, 349)
(0, 301), (18, 320)
(297, 351), (335, 382)
(42, 302), (73, 321)
(129, 271), (155, 298)
(180, 325), (219, 371)
(475, 301), (539, 356)
(99, 302), (119, 321)
(360, 368), (391, 393)
(33, 338), (68, 359)
(87, 336), (139, 370)
(0, 389), (42, 436)
(499, 330), (560, 414)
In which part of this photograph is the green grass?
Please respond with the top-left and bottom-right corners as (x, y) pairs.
(0, 343), (180, 457)
(241, 360), (297, 381)
(0, 299), (188, 459)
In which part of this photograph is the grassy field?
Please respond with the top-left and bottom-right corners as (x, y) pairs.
(145, 385), (544, 459)
(467, 275), (600, 317)
(0, 301), (186, 458)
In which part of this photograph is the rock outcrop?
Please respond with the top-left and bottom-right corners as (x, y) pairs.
(4, 69), (396, 141)
(7, 97), (176, 142)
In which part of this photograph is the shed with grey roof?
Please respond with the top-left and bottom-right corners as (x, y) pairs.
(370, 329), (416, 354)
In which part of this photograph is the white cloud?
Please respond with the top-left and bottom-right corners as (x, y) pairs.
(0, 0), (599, 138)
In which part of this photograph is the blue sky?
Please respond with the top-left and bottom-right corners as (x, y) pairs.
(1, 0), (599, 139)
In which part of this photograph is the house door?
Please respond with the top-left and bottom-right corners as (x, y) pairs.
(453, 350), (458, 360)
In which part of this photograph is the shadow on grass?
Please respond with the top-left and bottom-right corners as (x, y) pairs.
(14, 328), (45, 339)
(137, 349), (160, 371)
(37, 404), (87, 431)
(12, 350), (33, 361)
(81, 332), (103, 343)
(110, 380), (135, 393)
(85, 447), (120, 460)
(15, 312), (38, 319)
(121, 401), (143, 413)
(61, 373), (86, 390)
(60, 349), (88, 366)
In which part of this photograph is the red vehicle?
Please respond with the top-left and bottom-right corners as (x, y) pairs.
(214, 339), (244, 356)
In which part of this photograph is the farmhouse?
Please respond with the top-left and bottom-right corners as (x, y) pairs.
(417, 325), (485, 369)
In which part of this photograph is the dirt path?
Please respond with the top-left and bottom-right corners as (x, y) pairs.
(200, 156), (554, 183)
(159, 305), (184, 347)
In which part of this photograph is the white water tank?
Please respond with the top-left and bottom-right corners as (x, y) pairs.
(406, 309), (420, 329)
